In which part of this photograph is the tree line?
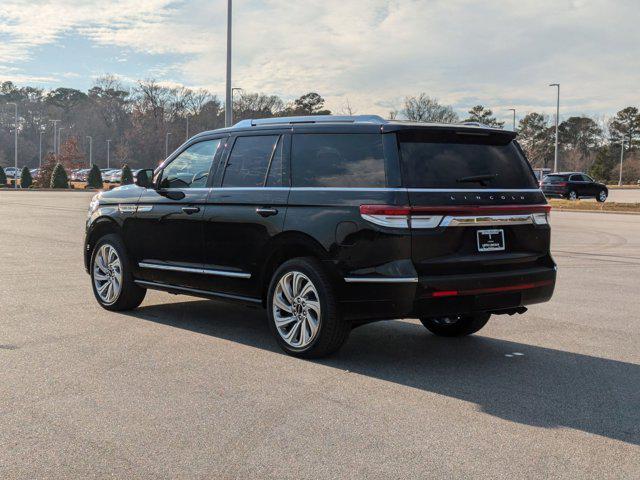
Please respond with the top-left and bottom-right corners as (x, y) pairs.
(1, 78), (638, 183)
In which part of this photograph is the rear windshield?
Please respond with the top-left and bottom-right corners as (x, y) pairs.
(543, 175), (570, 183)
(398, 130), (538, 189)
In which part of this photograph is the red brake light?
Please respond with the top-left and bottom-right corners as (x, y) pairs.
(359, 205), (411, 216)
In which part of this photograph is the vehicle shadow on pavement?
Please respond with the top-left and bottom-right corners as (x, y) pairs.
(125, 299), (639, 446)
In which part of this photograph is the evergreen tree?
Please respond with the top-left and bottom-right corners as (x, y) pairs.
(121, 164), (133, 185)
(50, 163), (69, 189)
(587, 146), (616, 183)
(464, 105), (504, 128)
(87, 164), (103, 189)
(20, 166), (32, 188)
(0, 167), (6, 186)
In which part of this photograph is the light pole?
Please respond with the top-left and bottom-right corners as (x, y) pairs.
(39, 130), (44, 168)
(165, 132), (172, 158)
(508, 108), (516, 131)
(185, 116), (189, 140)
(7, 103), (18, 188)
(549, 83), (560, 172)
(619, 137), (626, 186)
(225, 0), (233, 127)
(50, 119), (60, 156)
(106, 139), (111, 168)
(86, 136), (93, 167)
(57, 127), (65, 155)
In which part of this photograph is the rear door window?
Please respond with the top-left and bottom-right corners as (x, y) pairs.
(222, 135), (279, 187)
(398, 130), (538, 189)
(291, 134), (386, 188)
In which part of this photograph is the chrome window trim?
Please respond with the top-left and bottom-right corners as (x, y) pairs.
(138, 262), (251, 279)
(206, 187), (541, 192)
(344, 277), (419, 283)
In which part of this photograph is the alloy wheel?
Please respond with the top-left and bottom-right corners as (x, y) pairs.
(272, 271), (321, 349)
(599, 191), (607, 202)
(568, 191), (578, 200)
(93, 244), (123, 305)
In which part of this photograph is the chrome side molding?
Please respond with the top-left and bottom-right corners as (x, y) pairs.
(344, 277), (418, 283)
(138, 262), (251, 279)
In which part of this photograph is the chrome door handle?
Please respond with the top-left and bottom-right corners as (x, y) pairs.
(181, 206), (200, 215)
(256, 207), (278, 217)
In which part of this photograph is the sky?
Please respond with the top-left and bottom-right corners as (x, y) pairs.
(0, 0), (638, 124)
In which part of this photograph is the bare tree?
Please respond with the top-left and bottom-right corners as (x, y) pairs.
(402, 94), (459, 123)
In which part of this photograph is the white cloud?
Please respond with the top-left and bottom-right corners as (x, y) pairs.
(0, 0), (638, 121)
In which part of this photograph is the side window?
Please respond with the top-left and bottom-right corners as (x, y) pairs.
(265, 136), (285, 187)
(581, 174), (593, 182)
(159, 140), (220, 189)
(222, 135), (279, 187)
(291, 134), (386, 188)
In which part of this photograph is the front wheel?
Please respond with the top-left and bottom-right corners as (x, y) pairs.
(420, 314), (491, 337)
(91, 234), (146, 311)
(596, 190), (608, 203)
(267, 257), (350, 358)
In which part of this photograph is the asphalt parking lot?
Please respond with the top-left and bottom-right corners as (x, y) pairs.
(1, 191), (639, 479)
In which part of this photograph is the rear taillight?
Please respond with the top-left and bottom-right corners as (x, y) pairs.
(555, 182), (568, 187)
(359, 205), (412, 228)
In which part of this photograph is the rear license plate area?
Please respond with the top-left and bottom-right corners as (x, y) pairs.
(477, 229), (505, 252)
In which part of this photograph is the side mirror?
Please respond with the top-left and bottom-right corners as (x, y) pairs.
(136, 169), (155, 188)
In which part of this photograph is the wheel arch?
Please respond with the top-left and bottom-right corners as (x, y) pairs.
(258, 231), (341, 307)
(84, 217), (123, 272)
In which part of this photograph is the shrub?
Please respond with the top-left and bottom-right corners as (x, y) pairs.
(87, 164), (103, 189)
(20, 166), (33, 189)
(50, 163), (69, 189)
(121, 164), (133, 185)
(0, 167), (6, 186)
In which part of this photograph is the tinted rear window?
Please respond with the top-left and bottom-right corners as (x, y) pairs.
(543, 175), (570, 183)
(399, 131), (538, 189)
(292, 134), (386, 188)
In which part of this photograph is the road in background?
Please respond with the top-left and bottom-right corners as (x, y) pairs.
(588, 188), (640, 203)
(1, 191), (638, 479)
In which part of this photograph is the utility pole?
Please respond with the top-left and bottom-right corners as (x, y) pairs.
(165, 132), (173, 158)
(185, 116), (189, 140)
(106, 139), (111, 168)
(57, 127), (64, 155)
(7, 103), (18, 189)
(508, 108), (516, 131)
(86, 136), (93, 167)
(50, 120), (60, 156)
(549, 83), (560, 173)
(619, 137), (626, 186)
(225, 0), (233, 127)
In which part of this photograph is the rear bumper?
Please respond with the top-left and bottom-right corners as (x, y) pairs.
(541, 188), (567, 198)
(340, 265), (556, 320)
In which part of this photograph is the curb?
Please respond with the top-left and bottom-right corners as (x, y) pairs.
(552, 208), (640, 215)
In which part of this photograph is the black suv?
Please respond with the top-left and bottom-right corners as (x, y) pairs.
(85, 115), (556, 357)
(541, 172), (608, 202)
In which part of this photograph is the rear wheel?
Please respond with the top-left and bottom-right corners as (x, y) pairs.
(267, 257), (350, 358)
(91, 234), (146, 311)
(420, 313), (490, 337)
(567, 190), (578, 201)
(596, 190), (607, 203)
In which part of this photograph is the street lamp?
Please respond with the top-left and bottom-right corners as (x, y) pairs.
(225, 0), (233, 127)
(39, 130), (44, 168)
(50, 119), (60, 156)
(86, 136), (93, 167)
(106, 139), (111, 169)
(165, 132), (173, 158)
(57, 127), (65, 155)
(508, 108), (516, 131)
(185, 116), (190, 141)
(619, 137), (627, 186)
(6, 102), (18, 189)
(549, 83), (560, 172)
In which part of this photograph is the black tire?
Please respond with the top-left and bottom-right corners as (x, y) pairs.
(419, 313), (490, 337)
(567, 190), (578, 201)
(596, 190), (608, 203)
(267, 257), (350, 358)
(90, 233), (146, 311)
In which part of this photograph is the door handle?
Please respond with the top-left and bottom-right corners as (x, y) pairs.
(256, 207), (278, 217)
(181, 206), (200, 215)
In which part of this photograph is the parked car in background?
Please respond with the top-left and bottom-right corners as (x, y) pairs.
(107, 170), (122, 183)
(101, 169), (117, 182)
(84, 115), (556, 358)
(541, 172), (608, 202)
(4, 167), (19, 178)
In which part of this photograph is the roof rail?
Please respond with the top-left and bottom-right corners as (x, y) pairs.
(233, 115), (387, 128)
(460, 121), (490, 128)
